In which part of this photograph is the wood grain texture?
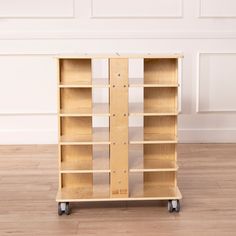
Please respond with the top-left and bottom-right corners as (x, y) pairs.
(0, 144), (236, 235)
(109, 58), (129, 198)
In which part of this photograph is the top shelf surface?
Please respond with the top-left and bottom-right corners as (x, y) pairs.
(57, 53), (183, 59)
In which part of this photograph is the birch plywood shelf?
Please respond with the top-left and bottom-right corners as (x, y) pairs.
(56, 54), (183, 215)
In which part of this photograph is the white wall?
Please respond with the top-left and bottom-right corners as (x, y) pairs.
(0, 0), (236, 144)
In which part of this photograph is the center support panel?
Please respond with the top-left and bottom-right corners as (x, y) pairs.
(109, 58), (129, 198)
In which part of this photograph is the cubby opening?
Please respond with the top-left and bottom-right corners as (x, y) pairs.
(144, 58), (177, 85)
(60, 173), (110, 199)
(61, 117), (92, 140)
(129, 144), (177, 171)
(60, 59), (92, 85)
(144, 116), (177, 141)
(60, 88), (92, 114)
(129, 172), (178, 199)
(144, 87), (177, 114)
(60, 145), (109, 172)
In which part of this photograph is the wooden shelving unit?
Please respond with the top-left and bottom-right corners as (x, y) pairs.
(56, 54), (183, 215)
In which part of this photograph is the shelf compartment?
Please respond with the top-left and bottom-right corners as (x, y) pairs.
(60, 145), (110, 173)
(129, 103), (177, 116)
(129, 160), (178, 172)
(130, 185), (181, 200)
(60, 127), (110, 145)
(129, 127), (177, 144)
(60, 78), (109, 88)
(129, 144), (177, 172)
(144, 87), (177, 114)
(129, 172), (180, 199)
(144, 116), (177, 141)
(144, 58), (177, 85)
(60, 103), (110, 117)
(60, 116), (92, 139)
(57, 173), (110, 201)
(60, 117), (110, 144)
(60, 88), (92, 114)
(129, 78), (178, 88)
(59, 59), (91, 85)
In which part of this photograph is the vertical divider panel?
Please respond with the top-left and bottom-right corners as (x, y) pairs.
(109, 58), (129, 198)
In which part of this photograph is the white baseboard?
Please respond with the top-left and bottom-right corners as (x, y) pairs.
(179, 129), (236, 143)
(0, 129), (236, 144)
(0, 129), (57, 144)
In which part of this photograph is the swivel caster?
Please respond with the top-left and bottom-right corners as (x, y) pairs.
(168, 200), (180, 213)
(58, 202), (70, 215)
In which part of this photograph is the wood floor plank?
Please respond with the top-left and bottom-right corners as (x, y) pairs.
(0, 144), (236, 235)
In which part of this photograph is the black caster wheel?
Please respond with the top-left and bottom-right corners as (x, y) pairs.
(168, 200), (180, 213)
(58, 202), (70, 215)
(65, 202), (70, 215)
(58, 202), (63, 216)
(175, 200), (180, 212)
(168, 200), (174, 213)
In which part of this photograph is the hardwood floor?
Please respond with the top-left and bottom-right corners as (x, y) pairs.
(0, 144), (236, 235)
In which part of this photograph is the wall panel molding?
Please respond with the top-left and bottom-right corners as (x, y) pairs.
(197, 52), (236, 113)
(199, 0), (236, 18)
(2, 31), (236, 40)
(91, 0), (183, 18)
(0, 0), (75, 18)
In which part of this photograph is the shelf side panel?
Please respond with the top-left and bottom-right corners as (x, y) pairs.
(109, 58), (129, 198)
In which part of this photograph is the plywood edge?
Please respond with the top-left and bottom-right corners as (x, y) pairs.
(129, 166), (179, 173)
(60, 141), (111, 145)
(56, 53), (183, 59)
(129, 140), (177, 144)
(60, 170), (111, 174)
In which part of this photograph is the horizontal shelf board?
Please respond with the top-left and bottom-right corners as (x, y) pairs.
(59, 78), (109, 88)
(129, 103), (177, 116)
(57, 186), (110, 201)
(60, 128), (110, 145)
(57, 53), (183, 59)
(61, 169), (110, 174)
(130, 140), (177, 144)
(60, 103), (110, 117)
(129, 127), (177, 144)
(130, 186), (182, 200)
(56, 186), (182, 202)
(130, 161), (178, 173)
(129, 78), (179, 88)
